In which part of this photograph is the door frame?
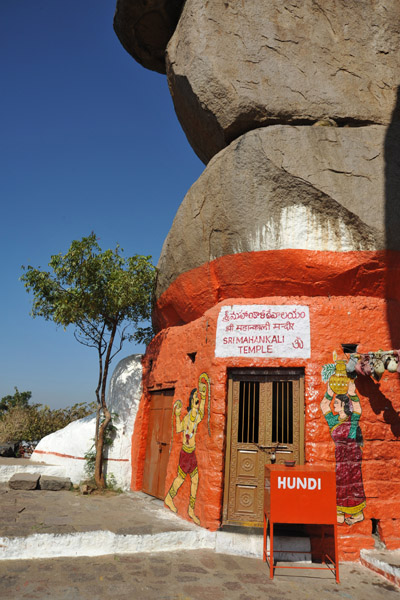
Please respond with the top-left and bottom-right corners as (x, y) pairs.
(142, 388), (175, 500)
(222, 368), (305, 526)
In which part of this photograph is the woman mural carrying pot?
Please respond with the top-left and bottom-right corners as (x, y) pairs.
(320, 355), (366, 525)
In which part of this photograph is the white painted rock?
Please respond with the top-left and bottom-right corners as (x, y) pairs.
(31, 354), (143, 490)
(167, 0), (400, 162)
(155, 124), (395, 301)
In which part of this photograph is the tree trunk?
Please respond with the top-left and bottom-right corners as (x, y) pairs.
(94, 320), (118, 488)
(94, 328), (104, 451)
(94, 406), (111, 488)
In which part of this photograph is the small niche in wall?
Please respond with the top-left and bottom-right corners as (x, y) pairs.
(371, 518), (384, 548)
(371, 518), (379, 536)
(187, 352), (197, 363)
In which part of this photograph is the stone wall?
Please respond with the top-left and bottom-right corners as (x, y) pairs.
(132, 297), (400, 560)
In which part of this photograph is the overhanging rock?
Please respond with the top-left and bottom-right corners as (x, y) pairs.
(166, 0), (400, 162)
(114, 0), (185, 74)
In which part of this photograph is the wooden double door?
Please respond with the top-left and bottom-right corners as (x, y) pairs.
(142, 389), (174, 500)
(223, 369), (305, 526)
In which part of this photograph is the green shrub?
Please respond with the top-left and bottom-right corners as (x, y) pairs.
(0, 402), (96, 443)
(0, 387), (32, 417)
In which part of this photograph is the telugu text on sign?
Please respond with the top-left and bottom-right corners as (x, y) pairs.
(215, 305), (310, 358)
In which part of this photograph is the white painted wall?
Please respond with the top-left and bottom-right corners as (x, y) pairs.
(31, 354), (143, 490)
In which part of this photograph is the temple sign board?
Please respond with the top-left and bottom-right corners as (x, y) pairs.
(215, 305), (310, 358)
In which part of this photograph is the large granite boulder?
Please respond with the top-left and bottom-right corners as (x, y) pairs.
(166, 0), (400, 163)
(113, 0), (185, 74)
(155, 123), (399, 302)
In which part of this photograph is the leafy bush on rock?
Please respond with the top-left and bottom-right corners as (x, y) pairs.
(0, 390), (95, 443)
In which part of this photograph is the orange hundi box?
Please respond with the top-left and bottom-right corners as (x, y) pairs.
(264, 464), (337, 524)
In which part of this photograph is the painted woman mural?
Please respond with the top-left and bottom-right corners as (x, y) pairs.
(165, 372), (211, 525)
(320, 361), (366, 525)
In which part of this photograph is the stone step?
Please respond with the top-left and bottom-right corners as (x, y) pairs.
(216, 530), (311, 561)
(8, 472), (40, 490)
(361, 548), (400, 589)
(0, 457), (67, 482)
(39, 475), (71, 491)
(8, 473), (72, 491)
(0, 527), (311, 562)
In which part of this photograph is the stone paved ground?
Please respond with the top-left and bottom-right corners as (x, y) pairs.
(0, 550), (398, 600)
(0, 483), (398, 598)
(0, 485), (195, 537)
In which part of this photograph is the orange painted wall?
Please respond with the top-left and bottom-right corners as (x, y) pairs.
(153, 249), (400, 332)
(131, 250), (400, 560)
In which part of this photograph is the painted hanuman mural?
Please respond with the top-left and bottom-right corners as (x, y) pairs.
(165, 372), (211, 525)
(321, 355), (366, 525)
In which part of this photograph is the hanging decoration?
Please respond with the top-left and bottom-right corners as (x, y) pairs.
(341, 345), (399, 382)
(322, 346), (399, 385)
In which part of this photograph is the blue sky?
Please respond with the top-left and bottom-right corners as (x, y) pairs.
(1, 1), (203, 409)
